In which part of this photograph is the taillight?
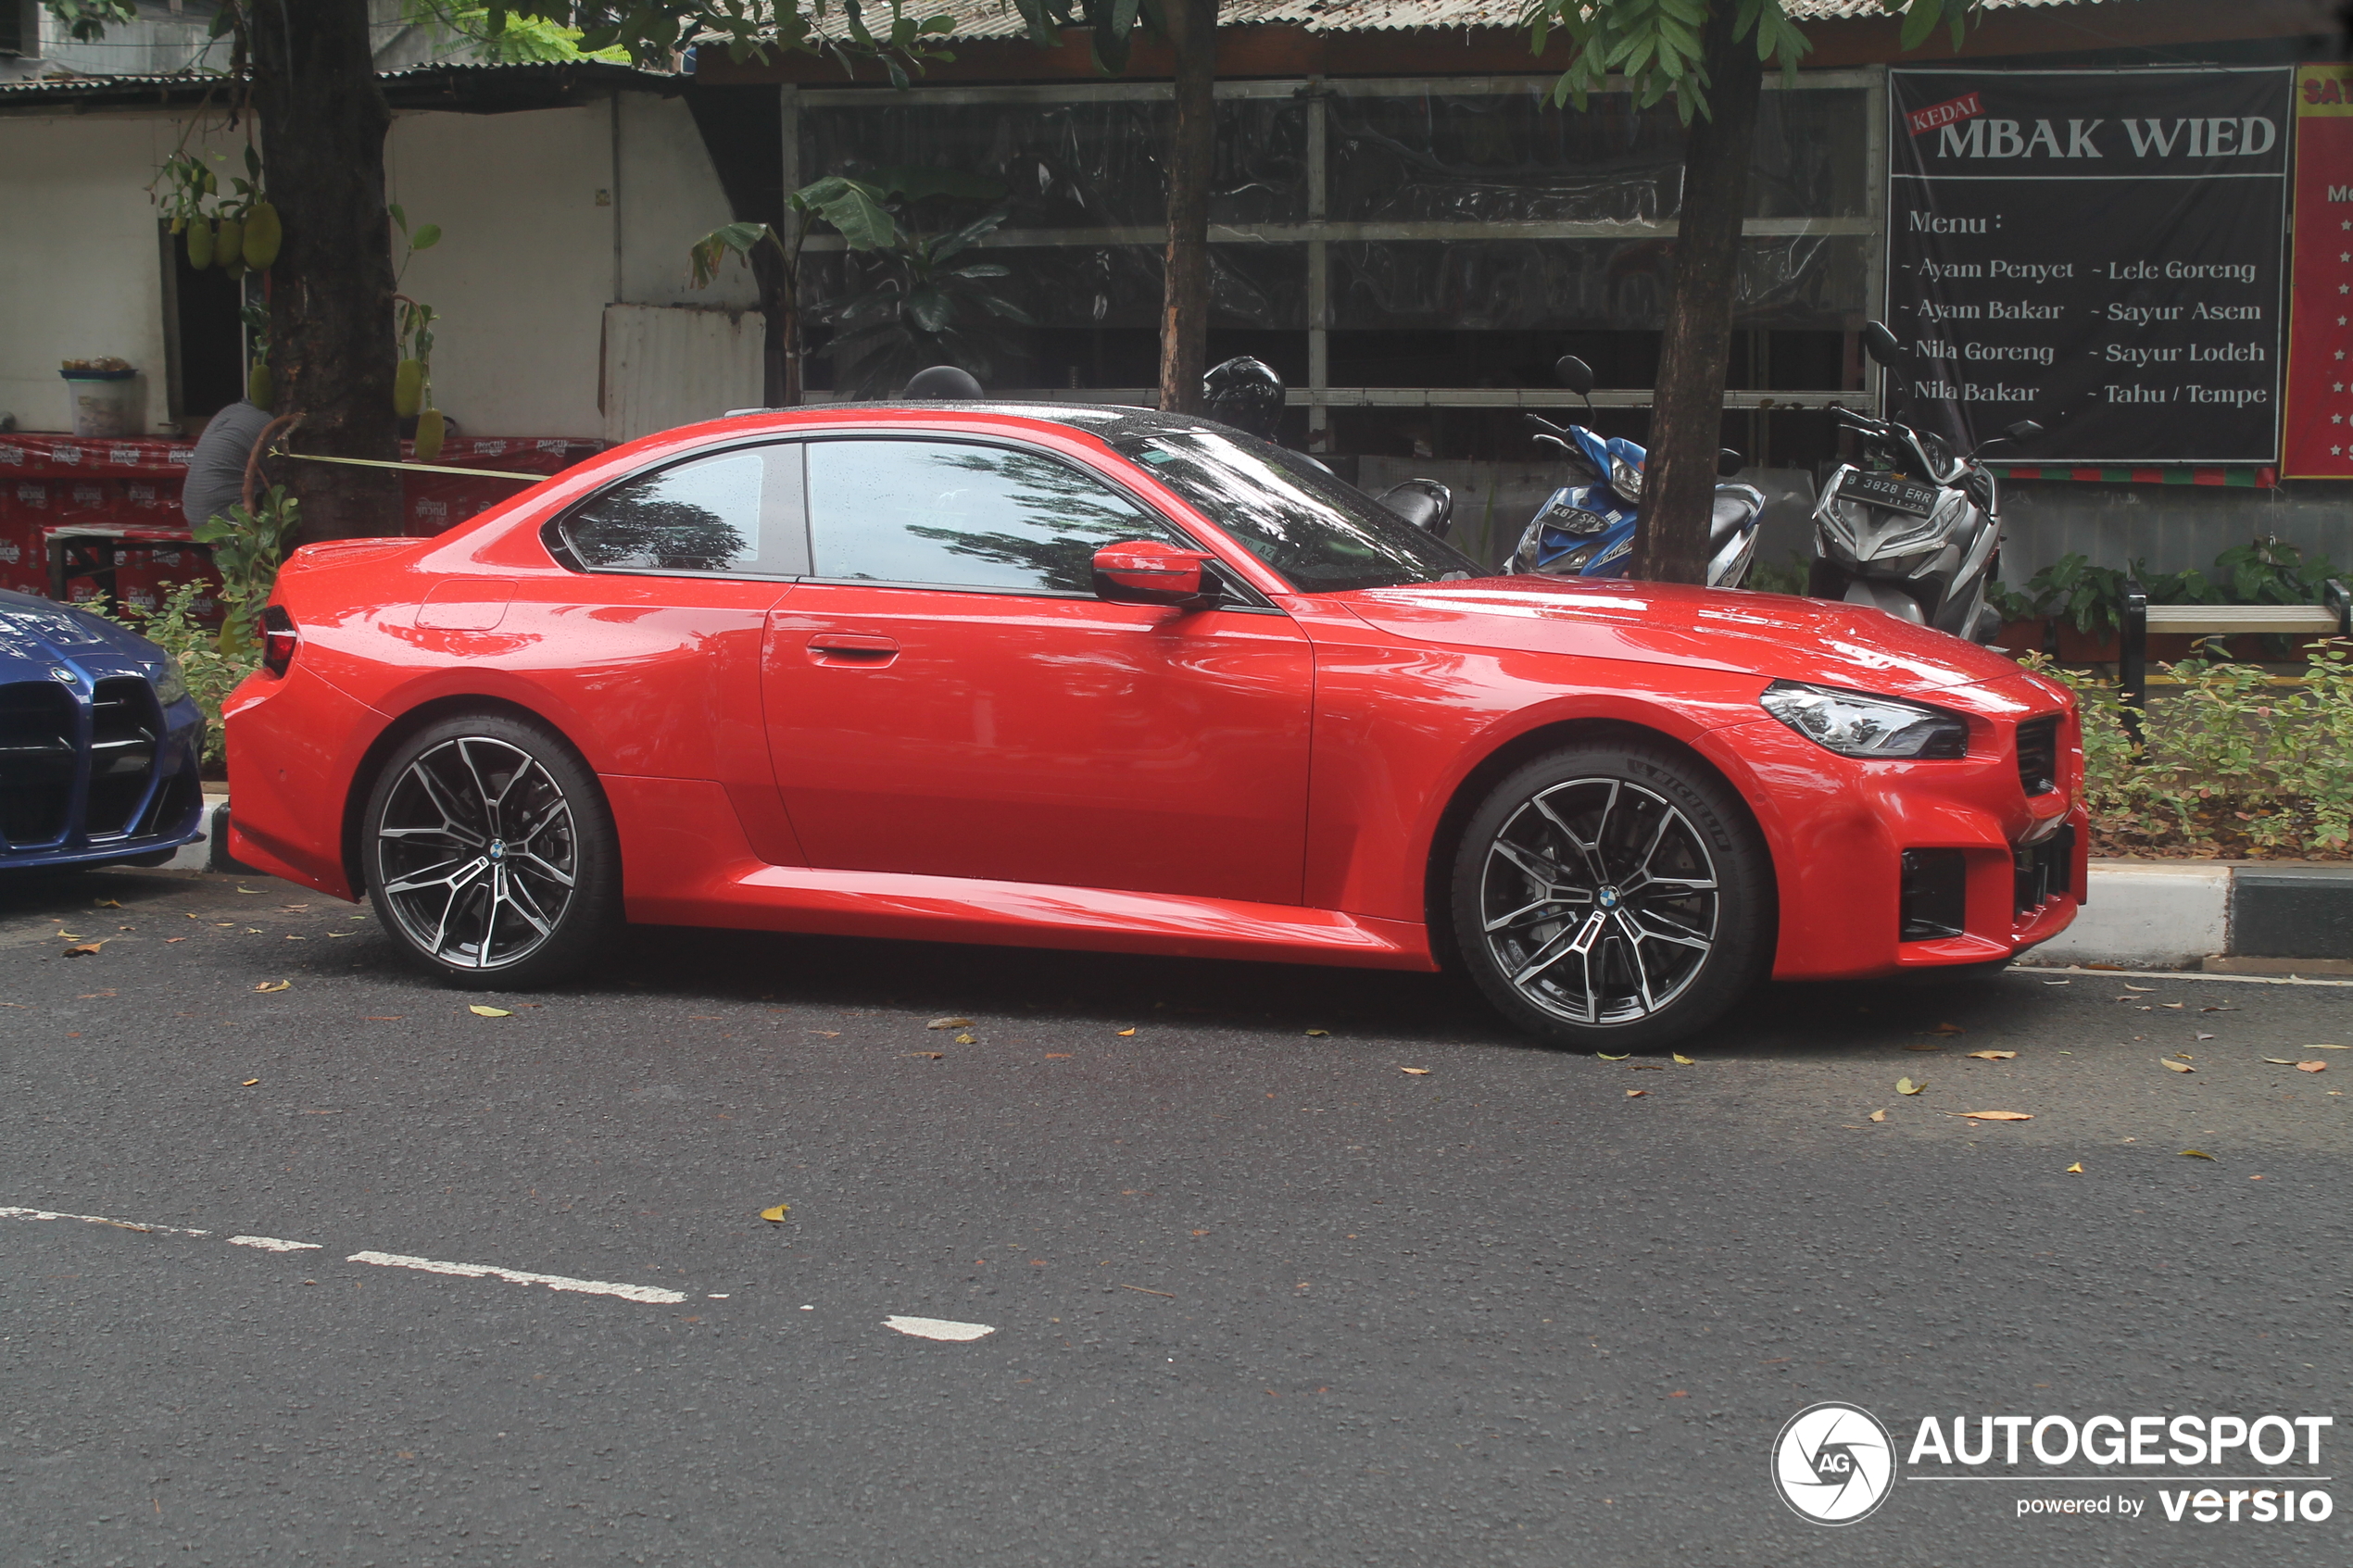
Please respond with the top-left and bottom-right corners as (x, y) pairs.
(261, 604), (298, 676)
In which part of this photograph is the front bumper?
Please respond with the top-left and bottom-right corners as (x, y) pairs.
(0, 676), (207, 872)
(1696, 676), (2086, 982)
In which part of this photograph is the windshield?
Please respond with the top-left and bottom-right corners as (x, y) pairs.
(1108, 429), (1483, 593)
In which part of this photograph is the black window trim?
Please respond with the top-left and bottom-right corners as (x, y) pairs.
(791, 429), (1282, 612)
(540, 434), (810, 582)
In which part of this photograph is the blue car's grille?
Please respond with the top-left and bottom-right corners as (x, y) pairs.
(86, 676), (161, 835)
(0, 680), (78, 847)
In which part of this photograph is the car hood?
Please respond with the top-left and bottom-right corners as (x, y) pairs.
(1336, 575), (2026, 698)
(0, 586), (175, 682)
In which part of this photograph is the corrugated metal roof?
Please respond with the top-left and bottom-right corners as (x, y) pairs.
(0, 58), (676, 101)
(896, 0), (2121, 39)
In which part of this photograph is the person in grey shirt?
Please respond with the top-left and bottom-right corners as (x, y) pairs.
(181, 400), (275, 528)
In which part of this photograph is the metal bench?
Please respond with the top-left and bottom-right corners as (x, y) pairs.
(2120, 577), (2353, 709)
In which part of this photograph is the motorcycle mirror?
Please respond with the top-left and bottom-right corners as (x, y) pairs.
(1378, 479), (1455, 539)
(2004, 420), (2043, 442)
(1717, 448), (1744, 478)
(1554, 356), (1595, 396)
(1860, 321), (1903, 369)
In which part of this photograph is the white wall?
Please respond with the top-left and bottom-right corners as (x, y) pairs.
(0, 89), (754, 439)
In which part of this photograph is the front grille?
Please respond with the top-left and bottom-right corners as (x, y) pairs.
(2016, 715), (2059, 797)
(0, 681), (77, 847)
(1900, 848), (1968, 942)
(2015, 826), (2074, 918)
(85, 676), (161, 835)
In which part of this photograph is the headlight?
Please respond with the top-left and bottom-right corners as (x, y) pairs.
(150, 655), (189, 706)
(1608, 454), (1643, 502)
(1758, 680), (1968, 759)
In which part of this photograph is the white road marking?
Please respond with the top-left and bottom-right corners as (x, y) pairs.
(884, 1314), (997, 1342)
(0, 1205), (210, 1237)
(2014, 964), (2353, 988)
(346, 1249), (687, 1304)
(228, 1235), (321, 1252)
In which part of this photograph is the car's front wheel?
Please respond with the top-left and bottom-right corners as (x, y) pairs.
(362, 712), (619, 989)
(1450, 741), (1773, 1051)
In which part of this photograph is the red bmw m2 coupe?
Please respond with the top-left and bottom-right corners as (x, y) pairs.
(221, 405), (2084, 1048)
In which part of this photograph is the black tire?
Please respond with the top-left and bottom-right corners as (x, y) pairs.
(1449, 741), (1774, 1051)
(360, 711), (620, 989)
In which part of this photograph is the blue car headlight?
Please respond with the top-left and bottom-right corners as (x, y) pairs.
(1758, 680), (1968, 759)
(150, 655), (189, 707)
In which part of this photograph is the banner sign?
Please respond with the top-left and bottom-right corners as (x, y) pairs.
(1886, 69), (2291, 464)
(2282, 64), (2353, 478)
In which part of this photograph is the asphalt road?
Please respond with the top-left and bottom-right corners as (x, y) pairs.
(2, 865), (2347, 1568)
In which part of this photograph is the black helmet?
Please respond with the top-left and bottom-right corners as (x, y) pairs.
(902, 365), (985, 400)
(1202, 356), (1285, 440)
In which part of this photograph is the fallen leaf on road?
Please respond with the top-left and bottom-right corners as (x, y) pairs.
(2173, 1051), (2194, 1061)
(2195, 1032), (2214, 1041)
(1672, 1053), (1694, 1065)
(927, 1017), (971, 1030)
(1869, 1109), (1887, 1123)
(2162, 1060), (2195, 1073)
(1399, 1066), (1430, 1075)
(2180, 1148), (2217, 1160)
(1115, 1027), (1136, 1036)
(1905, 1044), (1941, 1052)
(241, 1078), (259, 1086)
(912, 1050), (944, 1060)
(2262, 1058), (2299, 1064)
(467, 1004), (509, 1017)
(254, 980), (291, 993)
(1946, 1110), (2032, 1121)
(2159, 1002), (2184, 1010)
(62, 942), (103, 957)
(1304, 1029), (1328, 1037)
(2122, 983), (2155, 993)
(94, 898), (120, 909)
(164, 936), (186, 944)
(806, 1029), (838, 1037)
(1624, 1088), (1646, 1098)
(2296, 1061), (2328, 1073)
(1896, 1077), (1923, 1095)
(1596, 1052), (1629, 1061)
(1966, 1050), (2018, 1060)
(1044, 1053), (1072, 1060)
(2066, 1162), (2084, 1173)
(2308, 1044), (2346, 1050)
(954, 1033), (975, 1045)
(237, 886), (262, 894)
(1930, 1022), (1965, 1035)
(2044, 980), (2071, 985)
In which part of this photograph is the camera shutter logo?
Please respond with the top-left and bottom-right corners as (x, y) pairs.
(1772, 1402), (1898, 1524)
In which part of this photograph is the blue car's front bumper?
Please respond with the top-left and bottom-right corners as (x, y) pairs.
(2, 595), (209, 872)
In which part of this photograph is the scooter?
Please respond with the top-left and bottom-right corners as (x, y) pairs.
(1505, 357), (1762, 587)
(1808, 322), (2040, 641)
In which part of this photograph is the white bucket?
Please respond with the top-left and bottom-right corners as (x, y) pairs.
(60, 370), (143, 437)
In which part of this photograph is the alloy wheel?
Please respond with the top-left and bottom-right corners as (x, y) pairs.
(373, 735), (579, 972)
(1476, 776), (1720, 1026)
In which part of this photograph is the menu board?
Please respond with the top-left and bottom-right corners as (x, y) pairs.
(2282, 63), (2353, 478)
(1886, 69), (2290, 464)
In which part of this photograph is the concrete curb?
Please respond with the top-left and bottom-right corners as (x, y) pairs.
(2035, 859), (2353, 971)
(159, 797), (2350, 971)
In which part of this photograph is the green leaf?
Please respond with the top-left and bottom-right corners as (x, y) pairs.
(805, 183), (900, 251)
(409, 224), (442, 251)
(388, 203), (408, 234)
(1898, 0), (1944, 53)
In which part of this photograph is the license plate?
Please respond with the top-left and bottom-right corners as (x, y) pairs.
(1841, 470), (1942, 518)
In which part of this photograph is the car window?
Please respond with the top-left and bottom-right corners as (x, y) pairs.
(1108, 429), (1480, 594)
(805, 438), (1193, 595)
(558, 445), (804, 577)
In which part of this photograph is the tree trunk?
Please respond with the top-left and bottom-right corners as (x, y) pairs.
(1158, 0), (1219, 415)
(249, 0), (404, 542)
(1635, 4), (1765, 584)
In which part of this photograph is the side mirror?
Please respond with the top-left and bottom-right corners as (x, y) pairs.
(1861, 320), (1903, 369)
(1092, 540), (1219, 608)
(1554, 356), (1595, 396)
(1717, 448), (1744, 478)
(1378, 479), (1454, 539)
(2005, 420), (2043, 443)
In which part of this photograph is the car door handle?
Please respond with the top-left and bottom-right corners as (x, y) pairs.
(806, 633), (900, 664)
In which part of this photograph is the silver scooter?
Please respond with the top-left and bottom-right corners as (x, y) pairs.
(1808, 322), (2039, 641)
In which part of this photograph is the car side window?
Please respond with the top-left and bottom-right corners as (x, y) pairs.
(557, 444), (806, 577)
(804, 438), (1191, 595)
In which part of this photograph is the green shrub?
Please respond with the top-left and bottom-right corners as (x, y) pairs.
(2024, 644), (2353, 859)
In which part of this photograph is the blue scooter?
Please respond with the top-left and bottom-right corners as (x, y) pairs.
(1505, 357), (1763, 588)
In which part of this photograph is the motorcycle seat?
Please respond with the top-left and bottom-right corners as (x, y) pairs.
(1710, 483), (1766, 546)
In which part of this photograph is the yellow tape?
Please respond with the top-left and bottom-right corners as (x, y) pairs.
(273, 448), (547, 483)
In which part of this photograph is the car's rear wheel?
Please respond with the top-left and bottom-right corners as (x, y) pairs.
(362, 712), (619, 989)
(1450, 741), (1773, 1051)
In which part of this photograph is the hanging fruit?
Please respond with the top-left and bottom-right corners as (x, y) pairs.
(213, 215), (245, 270)
(394, 358), (425, 418)
(246, 360), (273, 410)
(414, 407), (447, 462)
(186, 218), (214, 270)
(243, 202), (282, 269)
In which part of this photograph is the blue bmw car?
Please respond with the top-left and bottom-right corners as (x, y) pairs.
(1, 587), (208, 872)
